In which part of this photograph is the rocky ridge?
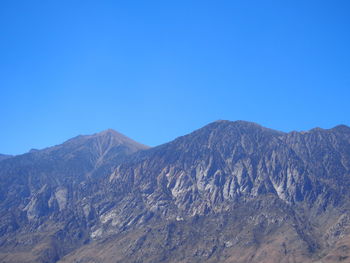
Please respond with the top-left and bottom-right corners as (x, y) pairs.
(0, 129), (148, 262)
(1, 121), (350, 263)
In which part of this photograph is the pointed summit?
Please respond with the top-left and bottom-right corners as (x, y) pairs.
(96, 128), (120, 136)
(93, 128), (149, 151)
(61, 128), (148, 153)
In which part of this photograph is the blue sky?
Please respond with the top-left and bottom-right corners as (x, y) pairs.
(1, 0), (349, 154)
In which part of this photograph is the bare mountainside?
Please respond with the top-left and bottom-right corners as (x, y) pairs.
(1, 121), (350, 263)
(0, 129), (148, 262)
(0, 154), (12, 162)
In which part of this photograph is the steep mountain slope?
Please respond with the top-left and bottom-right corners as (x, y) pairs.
(1, 121), (350, 263)
(59, 121), (350, 263)
(0, 129), (148, 263)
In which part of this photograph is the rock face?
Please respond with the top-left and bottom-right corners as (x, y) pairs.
(0, 129), (148, 263)
(1, 121), (350, 263)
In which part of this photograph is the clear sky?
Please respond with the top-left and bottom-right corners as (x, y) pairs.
(1, 0), (349, 155)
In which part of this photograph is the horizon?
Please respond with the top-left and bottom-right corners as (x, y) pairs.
(1, 1), (350, 155)
(3, 119), (350, 156)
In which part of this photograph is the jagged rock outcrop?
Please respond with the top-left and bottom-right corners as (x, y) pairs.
(1, 121), (350, 263)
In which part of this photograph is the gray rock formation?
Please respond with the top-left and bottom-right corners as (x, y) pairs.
(0, 129), (148, 262)
(1, 121), (350, 263)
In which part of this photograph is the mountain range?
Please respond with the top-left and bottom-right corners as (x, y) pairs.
(1, 120), (350, 263)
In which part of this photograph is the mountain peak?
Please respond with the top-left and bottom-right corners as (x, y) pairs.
(62, 129), (148, 150)
(90, 128), (129, 142)
(95, 128), (121, 136)
(2, 121), (350, 263)
(212, 119), (259, 125)
(91, 129), (149, 150)
(332, 124), (350, 132)
(202, 119), (284, 136)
